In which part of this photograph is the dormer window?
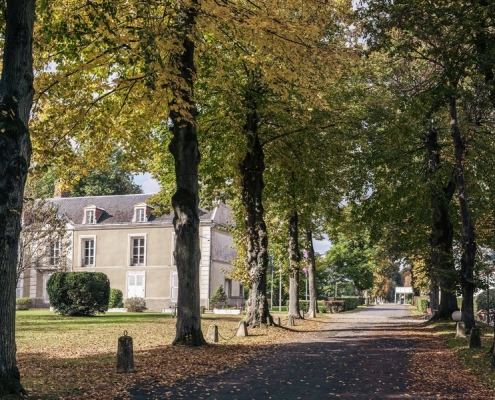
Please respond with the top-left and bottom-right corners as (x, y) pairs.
(136, 208), (146, 223)
(83, 205), (104, 224)
(133, 203), (153, 223)
(86, 210), (95, 224)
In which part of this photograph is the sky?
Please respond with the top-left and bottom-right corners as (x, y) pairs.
(133, 173), (332, 254)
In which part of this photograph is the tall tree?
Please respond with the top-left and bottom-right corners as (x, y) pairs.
(358, 0), (494, 331)
(0, 0), (35, 395)
(168, 0), (205, 346)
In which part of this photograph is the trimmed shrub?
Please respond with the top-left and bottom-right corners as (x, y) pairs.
(109, 288), (124, 308)
(299, 300), (309, 313)
(210, 285), (228, 309)
(16, 297), (32, 310)
(340, 297), (360, 311)
(47, 272), (110, 316)
(417, 298), (429, 313)
(124, 297), (147, 312)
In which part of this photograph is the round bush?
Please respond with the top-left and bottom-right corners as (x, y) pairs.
(124, 297), (147, 312)
(109, 288), (124, 308)
(47, 272), (110, 316)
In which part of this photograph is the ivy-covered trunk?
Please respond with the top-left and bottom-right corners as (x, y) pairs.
(288, 211), (301, 318)
(240, 85), (271, 327)
(0, 0), (35, 395)
(168, 1), (205, 346)
(425, 124), (458, 320)
(305, 230), (318, 318)
(449, 96), (476, 333)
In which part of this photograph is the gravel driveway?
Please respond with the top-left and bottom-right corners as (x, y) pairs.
(127, 304), (448, 399)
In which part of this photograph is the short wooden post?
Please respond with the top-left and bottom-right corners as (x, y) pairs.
(207, 324), (219, 343)
(469, 327), (482, 348)
(116, 331), (135, 373)
(237, 321), (248, 337)
(275, 317), (281, 326)
(287, 315), (295, 326)
(455, 321), (466, 339)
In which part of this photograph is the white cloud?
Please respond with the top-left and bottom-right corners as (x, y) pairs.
(313, 235), (332, 255)
(133, 173), (161, 194)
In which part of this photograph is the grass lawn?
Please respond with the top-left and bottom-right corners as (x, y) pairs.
(15, 310), (327, 399)
(433, 320), (495, 389)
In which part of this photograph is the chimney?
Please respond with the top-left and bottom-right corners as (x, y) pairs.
(54, 180), (69, 198)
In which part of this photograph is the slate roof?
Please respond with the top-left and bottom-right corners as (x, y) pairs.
(47, 194), (233, 226)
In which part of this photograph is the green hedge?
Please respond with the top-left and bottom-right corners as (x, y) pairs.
(109, 288), (124, 308)
(47, 272), (110, 316)
(16, 297), (32, 310)
(321, 297), (362, 313)
(417, 298), (429, 313)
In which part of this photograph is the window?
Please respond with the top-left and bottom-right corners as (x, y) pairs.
(85, 210), (95, 224)
(82, 239), (95, 266)
(224, 279), (232, 297)
(16, 274), (24, 299)
(171, 272), (178, 302)
(172, 232), (176, 265)
(133, 203), (153, 223)
(43, 273), (53, 303)
(49, 241), (61, 266)
(127, 272), (145, 298)
(136, 208), (146, 222)
(131, 237), (146, 266)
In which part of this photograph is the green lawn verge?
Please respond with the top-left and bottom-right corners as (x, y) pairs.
(434, 320), (495, 390)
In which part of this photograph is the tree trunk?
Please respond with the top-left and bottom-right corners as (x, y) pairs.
(428, 283), (439, 313)
(240, 78), (271, 327)
(306, 230), (318, 318)
(288, 211), (301, 319)
(0, 0), (35, 395)
(449, 96), (476, 333)
(168, 1), (205, 346)
(425, 124), (458, 320)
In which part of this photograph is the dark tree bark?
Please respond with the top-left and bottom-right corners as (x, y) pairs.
(449, 96), (476, 333)
(0, 0), (35, 395)
(474, 0), (495, 107)
(168, 1), (206, 346)
(424, 125), (459, 320)
(240, 77), (271, 327)
(288, 211), (301, 319)
(305, 230), (318, 318)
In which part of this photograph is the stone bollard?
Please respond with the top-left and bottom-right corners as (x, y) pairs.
(469, 327), (482, 348)
(207, 324), (219, 343)
(275, 317), (281, 326)
(237, 321), (248, 337)
(455, 321), (466, 339)
(116, 331), (135, 373)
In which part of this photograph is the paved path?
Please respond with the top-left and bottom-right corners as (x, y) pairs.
(126, 305), (480, 399)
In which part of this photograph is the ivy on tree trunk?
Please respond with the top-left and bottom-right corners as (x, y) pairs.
(0, 0), (35, 395)
(240, 76), (271, 327)
(168, 0), (205, 346)
(425, 124), (458, 320)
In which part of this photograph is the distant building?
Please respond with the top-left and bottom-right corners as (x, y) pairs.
(17, 194), (243, 311)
